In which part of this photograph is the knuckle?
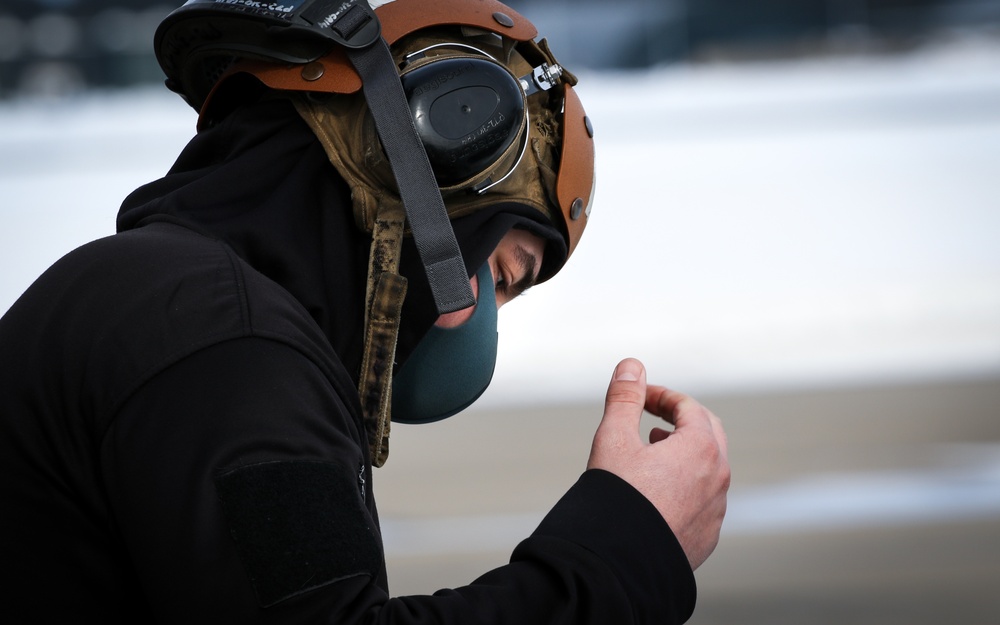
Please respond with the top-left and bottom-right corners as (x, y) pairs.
(693, 436), (730, 489)
(718, 462), (732, 491)
(606, 386), (644, 407)
(693, 404), (714, 422)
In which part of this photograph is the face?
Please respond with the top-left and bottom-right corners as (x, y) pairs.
(434, 228), (546, 328)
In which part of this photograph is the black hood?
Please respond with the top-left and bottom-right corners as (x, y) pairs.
(117, 98), (563, 382)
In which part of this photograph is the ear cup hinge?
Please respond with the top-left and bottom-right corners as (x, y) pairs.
(520, 62), (563, 96)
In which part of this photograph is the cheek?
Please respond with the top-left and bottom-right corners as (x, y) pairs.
(433, 272), (482, 329)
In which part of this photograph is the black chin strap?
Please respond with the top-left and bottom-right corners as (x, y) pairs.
(303, 0), (475, 314)
(344, 37), (476, 466)
(347, 38), (475, 313)
(293, 1), (474, 465)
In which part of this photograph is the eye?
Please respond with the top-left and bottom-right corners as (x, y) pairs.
(491, 261), (512, 297)
(494, 270), (508, 294)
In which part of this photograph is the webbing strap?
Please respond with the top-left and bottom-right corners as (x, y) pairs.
(346, 39), (475, 314)
(357, 204), (407, 467)
(291, 92), (403, 464)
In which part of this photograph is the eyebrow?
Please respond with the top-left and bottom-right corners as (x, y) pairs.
(509, 244), (539, 298)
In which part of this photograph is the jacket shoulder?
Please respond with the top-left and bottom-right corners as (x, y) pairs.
(1, 222), (354, 433)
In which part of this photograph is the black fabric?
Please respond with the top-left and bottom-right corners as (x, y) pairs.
(216, 460), (381, 607)
(0, 96), (697, 624)
(117, 98), (374, 379)
(0, 223), (375, 622)
(529, 470), (698, 625)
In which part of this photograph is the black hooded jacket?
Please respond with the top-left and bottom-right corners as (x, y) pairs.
(0, 99), (696, 623)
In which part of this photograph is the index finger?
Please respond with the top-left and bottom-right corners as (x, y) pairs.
(645, 385), (728, 454)
(644, 385), (699, 426)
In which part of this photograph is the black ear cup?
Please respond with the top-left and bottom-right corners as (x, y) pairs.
(401, 57), (525, 186)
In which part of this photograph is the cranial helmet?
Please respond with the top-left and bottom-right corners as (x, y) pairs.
(155, 0), (595, 464)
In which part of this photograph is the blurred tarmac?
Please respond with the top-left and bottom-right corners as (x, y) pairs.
(377, 375), (1000, 624)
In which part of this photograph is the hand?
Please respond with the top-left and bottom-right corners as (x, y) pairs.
(587, 358), (730, 570)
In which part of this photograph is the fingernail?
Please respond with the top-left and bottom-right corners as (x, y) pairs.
(614, 360), (641, 381)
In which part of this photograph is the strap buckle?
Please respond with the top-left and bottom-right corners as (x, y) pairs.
(297, 0), (382, 49)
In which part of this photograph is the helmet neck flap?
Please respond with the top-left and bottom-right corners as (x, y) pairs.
(155, 0), (595, 465)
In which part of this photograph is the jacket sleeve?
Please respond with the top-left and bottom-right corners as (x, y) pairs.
(382, 470), (697, 625)
(102, 336), (695, 624)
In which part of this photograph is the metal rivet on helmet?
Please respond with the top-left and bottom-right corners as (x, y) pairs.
(570, 198), (585, 221)
(301, 62), (325, 82)
(493, 12), (515, 28)
(584, 116), (594, 139)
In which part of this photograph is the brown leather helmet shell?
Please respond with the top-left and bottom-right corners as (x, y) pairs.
(166, 0), (593, 267)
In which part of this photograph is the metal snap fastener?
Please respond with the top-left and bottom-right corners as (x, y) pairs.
(493, 12), (515, 28)
(301, 62), (325, 82)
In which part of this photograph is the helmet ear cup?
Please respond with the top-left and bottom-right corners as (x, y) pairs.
(400, 57), (525, 187)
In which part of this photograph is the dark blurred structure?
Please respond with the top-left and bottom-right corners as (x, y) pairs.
(508, 0), (1000, 68)
(2, 0), (999, 97)
(0, 1), (175, 97)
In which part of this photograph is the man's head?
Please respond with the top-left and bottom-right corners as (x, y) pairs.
(154, 0), (595, 461)
(155, 0), (594, 278)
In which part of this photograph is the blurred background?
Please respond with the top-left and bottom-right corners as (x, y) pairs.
(1, 1), (999, 623)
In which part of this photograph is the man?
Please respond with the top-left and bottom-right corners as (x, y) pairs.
(0, 1), (729, 623)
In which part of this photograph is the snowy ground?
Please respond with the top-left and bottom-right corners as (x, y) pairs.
(1, 36), (999, 406)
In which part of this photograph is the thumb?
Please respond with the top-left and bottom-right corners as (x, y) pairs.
(599, 358), (647, 435)
(588, 358), (647, 471)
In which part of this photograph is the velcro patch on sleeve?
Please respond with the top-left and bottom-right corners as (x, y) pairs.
(215, 460), (382, 607)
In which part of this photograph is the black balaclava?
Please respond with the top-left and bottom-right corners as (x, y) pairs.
(117, 98), (564, 381)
